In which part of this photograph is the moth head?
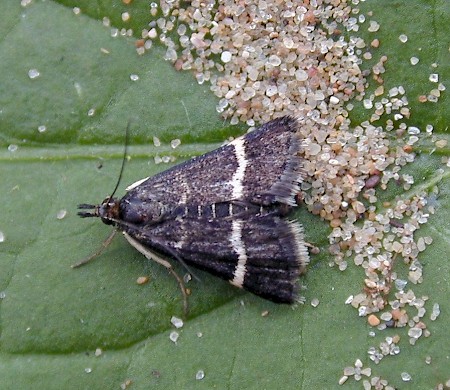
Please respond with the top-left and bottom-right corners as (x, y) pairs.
(77, 197), (120, 226)
(77, 121), (132, 226)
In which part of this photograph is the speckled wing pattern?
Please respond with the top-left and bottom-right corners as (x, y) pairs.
(118, 116), (309, 303)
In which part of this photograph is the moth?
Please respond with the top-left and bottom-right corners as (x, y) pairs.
(77, 116), (309, 309)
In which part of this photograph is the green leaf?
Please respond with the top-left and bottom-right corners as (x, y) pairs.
(0, 1), (449, 389)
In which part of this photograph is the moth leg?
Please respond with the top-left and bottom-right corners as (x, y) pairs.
(71, 230), (117, 268)
(122, 232), (189, 317)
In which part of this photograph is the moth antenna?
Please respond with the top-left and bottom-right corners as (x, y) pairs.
(167, 267), (189, 317)
(108, 120), (131, 202)
(123, 232), (190, 317)
(161, 245), (201, 283)
(71, 230), (117, 268)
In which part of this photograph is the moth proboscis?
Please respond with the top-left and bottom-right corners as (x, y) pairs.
(76, 116), (310, 315)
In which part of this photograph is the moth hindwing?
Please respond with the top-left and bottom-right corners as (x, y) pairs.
(78, 116), (310, 304)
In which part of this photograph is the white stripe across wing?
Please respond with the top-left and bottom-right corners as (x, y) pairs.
(230, 138), (248, 199)
(229, 219), (247, 288)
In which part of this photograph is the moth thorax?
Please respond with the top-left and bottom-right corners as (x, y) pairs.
(98, 198), (121, 225)
(120, 198), (167, 225)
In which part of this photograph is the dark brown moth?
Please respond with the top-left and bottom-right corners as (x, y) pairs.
(77, 116), (309, 308)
